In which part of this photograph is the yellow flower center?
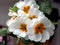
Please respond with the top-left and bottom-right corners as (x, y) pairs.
(19, 23), (28, 32)
(35, 23), (46, 34)
(29, 15), (37, 20)
(23, 6), (30, 14)
(11, 16), (17, 20)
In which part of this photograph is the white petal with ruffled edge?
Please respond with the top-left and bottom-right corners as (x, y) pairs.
(28, 34), (42, 42)
(15, 1), (26, 9)
(6, 19), (16, 26)
(40, 31), (50, 42)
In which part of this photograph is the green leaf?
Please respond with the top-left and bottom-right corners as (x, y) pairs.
(10, 6), (18, 12)
(21, 38), (32, 45)
(52, 21), (58, 26)
(0, 28), (7, 36)
(39, 0), (52, 15)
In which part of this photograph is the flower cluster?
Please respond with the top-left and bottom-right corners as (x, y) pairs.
(7, 0), (55, 42)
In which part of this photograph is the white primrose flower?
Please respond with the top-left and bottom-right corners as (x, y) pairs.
(18, 8), (44, 20)
(14, 0), (39, 16)
(27, 16), (55, 42)
(7, 16), (31, 38)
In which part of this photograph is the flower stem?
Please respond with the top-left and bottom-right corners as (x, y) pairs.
(16, 38), (20, 45)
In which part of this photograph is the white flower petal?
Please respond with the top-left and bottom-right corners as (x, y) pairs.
(13, 29), (27, 37)
(8, 28), (15, 32)
(18, 9), (26, 16)
(28, 34), (42, 42)
(15, 1), (26, 9)
(24, 0), (35, 3)
(31, 4), (39, 9)
(26, 0), (39, 9)
(9, 20), (20, 29)
(47, 29), (54, 36)
(38, 16), (54, 28)
(26, 0), (36, 6)
(6, 19), (15, 26)
(13, 29), (27, 38)
(19, 32), (26, 37)
(46, 23), (55, 36)
(27, 22), (35, 35)
(13, 29), (20, 35)
(8, 11), (17, 16)
(24, 0), (30, 3)
(29, 8), (44, 17)
(13, 29), (26, 37)
(40, 31), (50, 43)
